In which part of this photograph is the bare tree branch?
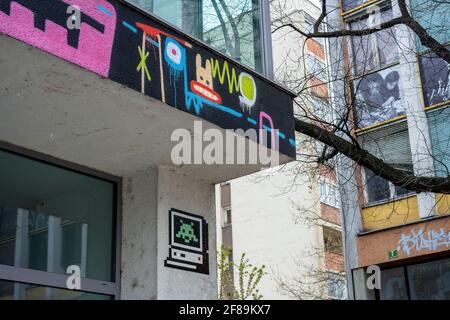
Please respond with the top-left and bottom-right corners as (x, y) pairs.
(294, 118), (450, 194)
(272, 0), (450, 64)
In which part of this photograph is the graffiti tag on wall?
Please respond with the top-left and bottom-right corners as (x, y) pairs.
(0, 0), (296, 158)
(397, 228), (450, 256)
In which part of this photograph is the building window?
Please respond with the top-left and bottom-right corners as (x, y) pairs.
(304, 14), (326, 47)
(356, 258), (450, 300)
(358, 121), (412, 170)
(348, 4), (399, 77)
(407, 258), (450, 300)
(320, 181), (340, 209)
(380, 267), (408, 300)
(427, 107), (450, 177)
(418, 47), (450, 108)
(364, 168), (410, 204)
(352, 65), (405, 128)
(311, 95), (338, 124)
(0, 148), (119, 300)
(307, 54), (328, 83)
(312, 96), (336, 126)
(223, 207), (232, 225)
(326, 273), (347, 300)
(323, 226), (343, 255)
(0, 280), (110, 300)
(410, 0), (450, 52)
(127, 0), (266, 73)
(342, 0), (372, 12)
(358, 121), (413, 204)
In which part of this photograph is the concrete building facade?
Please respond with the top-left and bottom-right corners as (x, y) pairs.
(216, 0), (346, 300)
(0, 0), (296, 299)
(325, 0), (450, 300)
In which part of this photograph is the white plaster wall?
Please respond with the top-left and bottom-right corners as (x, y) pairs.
(228, 163), (324, 300)
(121, 168), (158, 299)
(156, 166), (218, 299)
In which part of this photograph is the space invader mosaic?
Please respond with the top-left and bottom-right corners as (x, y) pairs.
(164, 208), (209, 274)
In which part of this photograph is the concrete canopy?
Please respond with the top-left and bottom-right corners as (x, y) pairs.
(0, 35), (292, 183)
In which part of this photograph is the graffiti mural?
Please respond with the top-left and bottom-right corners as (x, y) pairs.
(397, 228), (450, 256)
(164, 208), (209, 274)
(0, 0), (296, 158)
(0, 0), (116, 77)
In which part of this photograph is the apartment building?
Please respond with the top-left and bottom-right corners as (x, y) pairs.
(325, 0), (450, 299)
(0, 0), (297, 299)
(216, 0), (346, 300)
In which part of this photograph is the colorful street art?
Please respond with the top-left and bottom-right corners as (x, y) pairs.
(0, 0), (116, 77)
(164, 208), (209, 274)
(0, 0), (296, 158)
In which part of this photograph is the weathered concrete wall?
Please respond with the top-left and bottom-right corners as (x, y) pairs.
(121, 168), (158, 299)
(156, 166), (218, 299)
(228, 163), (324, 300)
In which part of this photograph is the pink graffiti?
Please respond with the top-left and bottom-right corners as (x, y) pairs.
(0, 0), (116, 77)
(259, 111), (276, 147)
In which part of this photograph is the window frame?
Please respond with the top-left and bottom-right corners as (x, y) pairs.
(357, 253), (450, 300)
(323, 226), (344, 255)
(345, 0), (400, 79)
(0, 141), (122, 300)
(223, 206), (232, 226)
(326, 271), (347, 300)
(319, 180), (341, 209)
(122, 0), (274, 77)
(361, 166), (415, 207)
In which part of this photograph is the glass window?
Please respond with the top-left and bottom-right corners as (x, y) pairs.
(326, 273), (347, 300)
(128, 0), (265, 73)
(364, 168), (412, 204)
(320, 181), (340, 208)
(357, 121), (413, 169)
(364, 168), (391, 203)
(427, 107), (450, 177)
(323, 226), (343, 255)
(349, 6), (399, 76)
(0, 280), (111, 300)
(342, 0), (369, 12)
(352, 268), (376, 300)
(353, 65), (404, 128)
(407, 258), (450, 300)
(307, 54), (327, 83)
(304, 15), (326, 47)
(379, 267), (408, 300)
(312, 96), (335, 125)
(418, 47), (450, 108)
(223, 207), (232, 225)
(0, 149), (116, 282)
(410, 0), (450, 52)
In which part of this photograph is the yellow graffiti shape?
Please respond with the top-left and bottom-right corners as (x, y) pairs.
(137, 45), (151, 81)
(210, 58), (239, 94)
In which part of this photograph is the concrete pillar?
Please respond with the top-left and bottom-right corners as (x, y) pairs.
(394, 3), (436, 218)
